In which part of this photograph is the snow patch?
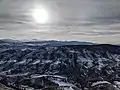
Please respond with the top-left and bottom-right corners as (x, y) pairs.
(91, 81), (111, 87)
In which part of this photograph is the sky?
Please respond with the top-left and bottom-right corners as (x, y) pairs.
(0, 0), (120, 44)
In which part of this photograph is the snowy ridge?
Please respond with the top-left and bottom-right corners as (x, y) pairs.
(91, 81), (111, 87)
(0, 42), (119, 89)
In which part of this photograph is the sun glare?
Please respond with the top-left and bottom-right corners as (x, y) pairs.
(32, 8), (49, 24)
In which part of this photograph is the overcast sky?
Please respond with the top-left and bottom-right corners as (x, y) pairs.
(0, 0), (120, 44)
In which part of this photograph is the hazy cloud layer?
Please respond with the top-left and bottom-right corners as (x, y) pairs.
(0, 0), (120, 44)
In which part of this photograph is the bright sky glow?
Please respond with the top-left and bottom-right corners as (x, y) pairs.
(32, 8), (49, 24)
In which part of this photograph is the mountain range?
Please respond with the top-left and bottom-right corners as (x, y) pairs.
(0, 40), (119, 90)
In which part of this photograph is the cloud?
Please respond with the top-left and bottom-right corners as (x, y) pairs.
(0, 0), (120, 44)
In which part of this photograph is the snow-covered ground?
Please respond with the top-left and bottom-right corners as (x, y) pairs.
(0, 41), (120, 90)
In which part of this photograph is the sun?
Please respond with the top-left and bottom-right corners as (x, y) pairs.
(32, 8), (49, 24)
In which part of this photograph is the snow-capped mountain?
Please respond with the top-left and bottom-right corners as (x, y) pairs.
(0, 40), (120, 90)
(24, 40), (95, 46)
(0, 39), (95, 46)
